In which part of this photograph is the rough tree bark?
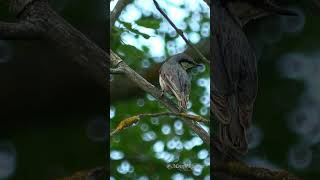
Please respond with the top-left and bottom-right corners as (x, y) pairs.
(0, 0), (108, 89)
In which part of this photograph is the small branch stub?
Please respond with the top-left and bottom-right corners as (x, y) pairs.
(110, 50), (123, 67)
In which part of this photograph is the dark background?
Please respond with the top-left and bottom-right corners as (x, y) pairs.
(0, 0), (107, 179)
(240, 1), (320, 179)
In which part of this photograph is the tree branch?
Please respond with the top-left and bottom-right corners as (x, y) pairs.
(153, 0), (209, 64)
(110, 50), (210, 145)
(8, 0), (35, 16)
(110, 38), (209, 102)
(110, 111), (209, 136)
(0, 0), (108, 89)
(110, 0), (132, 26)
(110, 67), (125, 74)
(0, 21), (43, 39)
(212, 162), (302, 180)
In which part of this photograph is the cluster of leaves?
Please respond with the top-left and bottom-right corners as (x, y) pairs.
(111, 16), (161, 68)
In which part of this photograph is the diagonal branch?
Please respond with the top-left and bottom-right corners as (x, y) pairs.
(110, 50), (210, 145)
(110, 0), (132, 26)
(110, 38), (210, 102)
(1, 0), (108, 88)
(110, 111), (209, 136)
(153, 0), (210, 64)
(110, 67), (125, 74)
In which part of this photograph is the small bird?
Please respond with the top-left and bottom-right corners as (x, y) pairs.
(212, 2), (258, 154)
(159, 53), (199, 111)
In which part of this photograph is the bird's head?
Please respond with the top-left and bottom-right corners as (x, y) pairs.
(171, 53), (200, 71)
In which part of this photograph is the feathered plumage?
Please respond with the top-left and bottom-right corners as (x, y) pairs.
(159, 54), (197, 111)
(212, 2), (258, 154)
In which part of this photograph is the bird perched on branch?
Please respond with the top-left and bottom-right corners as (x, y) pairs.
(212, 1), (258, 154)
(159, 53), (199, 111)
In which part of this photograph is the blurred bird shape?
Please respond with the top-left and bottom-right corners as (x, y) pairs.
(212, 1), (258, 155)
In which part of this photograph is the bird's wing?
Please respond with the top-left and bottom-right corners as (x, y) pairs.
(161, 70), (182, 101)
(211, 3), (258, 154)
(176, 69), (190, 109)
(161, 67), (190, 110)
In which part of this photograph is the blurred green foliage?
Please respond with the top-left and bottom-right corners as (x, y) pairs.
(110, 1), (210, 179)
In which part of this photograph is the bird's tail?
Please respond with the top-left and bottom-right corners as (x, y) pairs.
(212, 93), (249, 154)
(218, 116), (248, 155)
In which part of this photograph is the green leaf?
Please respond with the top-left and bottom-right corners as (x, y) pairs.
(130, 28), (151, 39)
(118, 20), (151, 39)
(118, 44), (145, 63)
(119, 21), (133, 30)
(141, 45), (150, 53)
(136, 17), (161, 29)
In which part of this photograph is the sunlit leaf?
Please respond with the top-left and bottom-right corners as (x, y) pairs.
(118, 44), (145, 63)
(136, 17), (161, 29)
(119, 20), (151, 39)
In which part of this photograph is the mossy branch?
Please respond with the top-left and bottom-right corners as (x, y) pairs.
(110, 112), (209, 136)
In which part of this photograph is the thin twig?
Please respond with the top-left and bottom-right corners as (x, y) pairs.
(110, 112), (209, 136)
(153, 0), (210, 64)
